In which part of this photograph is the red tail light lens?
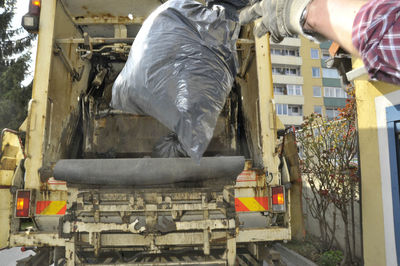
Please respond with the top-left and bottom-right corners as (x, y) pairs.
(29, 0), (41, 15)
(271, 186), (285, 212)
(15, 190), (31, 217)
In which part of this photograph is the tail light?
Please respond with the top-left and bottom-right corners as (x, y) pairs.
(22, 0), (41, 33)
(29, 0), (41, 15)
(271, 186), (286, 212)
(15, 190), (31, 218)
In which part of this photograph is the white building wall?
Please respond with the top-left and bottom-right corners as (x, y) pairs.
(272, 75), (304, 85)
(271, 55), (302, 65)
(302, 178), (363, 258)
(276, 115), (303, 126)
(274, 95), (304, 105)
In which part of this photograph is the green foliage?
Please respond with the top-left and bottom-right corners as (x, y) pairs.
(0, 0), (34, 130)
(318, 250), (343, 266)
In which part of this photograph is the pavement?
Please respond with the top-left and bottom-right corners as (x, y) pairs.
(0, 245), (315, 266)
(274, 243), (317, 266)
(0, 247), (35, 266)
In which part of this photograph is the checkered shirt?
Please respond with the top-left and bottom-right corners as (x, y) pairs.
(352, 0), (400, 85)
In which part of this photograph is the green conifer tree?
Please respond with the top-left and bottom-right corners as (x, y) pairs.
(0, 0), (34, 130)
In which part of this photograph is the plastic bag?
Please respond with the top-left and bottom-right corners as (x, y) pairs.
(206, 0), (253, 10)
(111, 0), (240, 161)
(152, 132), (189, 158)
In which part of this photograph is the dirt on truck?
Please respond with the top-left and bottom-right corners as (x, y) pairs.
(0, 0), (303, 265)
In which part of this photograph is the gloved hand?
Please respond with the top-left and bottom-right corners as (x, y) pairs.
(239, 0), (323, 43)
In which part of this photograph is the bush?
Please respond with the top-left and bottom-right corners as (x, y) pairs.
(318, 250), (343, 266)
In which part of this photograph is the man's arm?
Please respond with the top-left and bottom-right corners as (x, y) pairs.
(239, 0), (400, 85)
(304, 0), (366, 56)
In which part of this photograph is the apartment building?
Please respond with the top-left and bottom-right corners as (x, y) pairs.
(271, 37), (347, 128)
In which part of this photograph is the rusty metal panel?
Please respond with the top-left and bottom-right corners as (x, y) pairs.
(84, 114), (236, 158)
(234, 161), (270, 212)
(10, 233), (66, 247)
(62, 0), (161, 18)
(283, 132), (305, 240)
(283, 132), (301, 182)
(86, 115), (169, 157)
(236, 228), (291, 242)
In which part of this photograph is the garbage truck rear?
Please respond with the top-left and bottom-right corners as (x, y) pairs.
(0, 0), (302, 265)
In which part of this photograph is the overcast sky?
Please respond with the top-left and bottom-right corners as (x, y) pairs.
(13, 0), (28, 21)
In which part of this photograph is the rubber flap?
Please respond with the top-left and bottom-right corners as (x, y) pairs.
(54, 156), (245, 186)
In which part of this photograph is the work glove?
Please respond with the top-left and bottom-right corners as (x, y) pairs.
(239, 0), (325, 43)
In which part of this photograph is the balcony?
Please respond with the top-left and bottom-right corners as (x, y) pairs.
(324, 97), (347, 108)
(322, 78), (342, 87)
(272, 37), (301, 47)
(276, 115), (303, 126)
(274, 95), (305, 105)
(271, 55), (302, 65)
(320, 41), (333, 50)
(273, 75), (304, 85)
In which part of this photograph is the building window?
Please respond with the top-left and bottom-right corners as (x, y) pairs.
(314, 105), (322, 115)
(335, 87), (346, 98)
(287, 68), (299, 76)
(311, 48), (319, 59)
(276, 104), (303, 116)
(288, 50), (298, 56)
(271, 47), (300, 57)
(288, 105), (303, 116)
(312, 67), (320, 78)
(272, 67), (281, 75)
(324, 87), (334, 97)
(313, 86), (322, 97)
(273, 84), (286, 95)
(276, 104), (288, 115)
(326, 107), (340, 120)
(287, 85), (302, 96)
(272, 66), (301, 76)
(324, 87), (347, 98)
(321, 49), (330, 60)
(322, 68), (340, 79)
(270, 48), (280, 55)
(274, 84), (302, 96)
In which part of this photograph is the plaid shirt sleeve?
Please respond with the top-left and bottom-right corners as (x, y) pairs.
(352, 0), (400, 85)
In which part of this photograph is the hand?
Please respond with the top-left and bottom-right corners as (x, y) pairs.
(239, 0), (285, 42)
(239, 0), (316, 43)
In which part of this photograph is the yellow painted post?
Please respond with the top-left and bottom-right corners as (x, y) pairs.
(24, 0), (57, 190)
(254, 34), (280, 181)
(255, 33), (301, 239)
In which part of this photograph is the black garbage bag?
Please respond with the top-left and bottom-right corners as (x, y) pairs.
(207, 0), (252, 10)
(111, 0), (240, 161)
(152, 132), (189, 158)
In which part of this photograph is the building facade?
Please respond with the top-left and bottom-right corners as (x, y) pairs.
(271, 37), (348, 127)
